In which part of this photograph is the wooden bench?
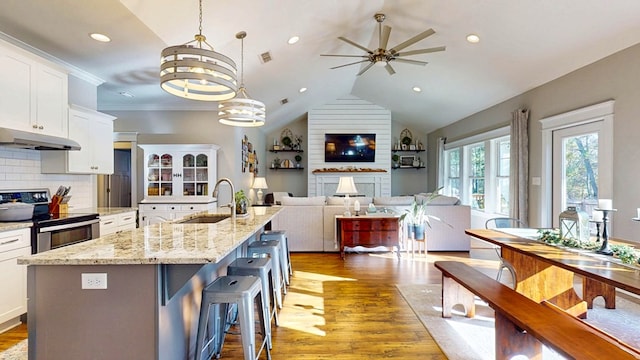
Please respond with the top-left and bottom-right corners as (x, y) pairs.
(434, 261), (640, 360)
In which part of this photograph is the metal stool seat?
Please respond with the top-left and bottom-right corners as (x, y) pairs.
(260, 230), (292, 286)
(228, 257), (279, 336)
(195, 275), (271, 360)
(247, 240), (285, 309)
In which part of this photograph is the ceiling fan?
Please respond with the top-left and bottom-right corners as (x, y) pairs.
(321, 13), (446, 76)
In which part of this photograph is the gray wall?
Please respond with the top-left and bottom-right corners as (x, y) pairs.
(427, 42), (640, 242)
(108, 110), (266, 205)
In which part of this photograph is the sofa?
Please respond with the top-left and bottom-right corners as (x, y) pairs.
(269, 194), (471, 253)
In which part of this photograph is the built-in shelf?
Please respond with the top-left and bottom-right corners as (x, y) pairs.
(269, 149), (304, 153)
(392, 149), (425, 153)
(269, 167), (304, 171)
(392, 166), (426, 170)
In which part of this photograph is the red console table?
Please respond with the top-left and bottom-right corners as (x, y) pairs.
(336, 215), (400, 259)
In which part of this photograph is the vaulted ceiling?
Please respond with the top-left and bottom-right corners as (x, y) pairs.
(1, 1), (640, 134)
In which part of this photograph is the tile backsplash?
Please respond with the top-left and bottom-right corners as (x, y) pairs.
(0, 147), (95, 209)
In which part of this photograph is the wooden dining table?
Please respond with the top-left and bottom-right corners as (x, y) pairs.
(466, 228), (640, 318)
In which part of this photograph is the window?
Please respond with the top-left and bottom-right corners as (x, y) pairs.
(469, 144), (485, 210)
(445, 148), (460, 197)
(496, 138), (510, 214)
(443, 127), (511, 216)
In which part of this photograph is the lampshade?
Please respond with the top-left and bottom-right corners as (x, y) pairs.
(218, 31), (266, 127)
(336, 176), (358, 195)
(252, 177), (268, 190)
(160, 0), (237, 102)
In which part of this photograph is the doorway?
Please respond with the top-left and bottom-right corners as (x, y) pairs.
(98, 142), (132, 207)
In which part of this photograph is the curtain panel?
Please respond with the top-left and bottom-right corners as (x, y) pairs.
(510, 109), (529, 224)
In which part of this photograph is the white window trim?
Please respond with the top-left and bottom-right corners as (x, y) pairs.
(445, 126), (509, 150)
(539, 100), (614, 227)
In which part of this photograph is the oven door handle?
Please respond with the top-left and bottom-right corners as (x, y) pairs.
(38, 219), (100, 233)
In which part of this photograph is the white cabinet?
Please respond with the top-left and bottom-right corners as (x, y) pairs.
(0, 39), (68, 138)
(99, 211), (137, 236)
(0, 228), (30, 332)
(140, 144), (219, 198)
(139, 202), (216, 225)
(41, 105), (115, 174)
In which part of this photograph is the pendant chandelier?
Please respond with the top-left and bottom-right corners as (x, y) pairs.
(218, 31), (266, 127)
(160, 0), (237, 101)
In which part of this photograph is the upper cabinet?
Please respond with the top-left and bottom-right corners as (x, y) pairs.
(0, 40), (68, 138)
(140, 144), (219, 198)
(41, 105), (116, 174)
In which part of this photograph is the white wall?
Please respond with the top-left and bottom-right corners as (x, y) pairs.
(307, 96), (391, 197)
(427, 42), (640, 243)
(109, 110), (265, 205)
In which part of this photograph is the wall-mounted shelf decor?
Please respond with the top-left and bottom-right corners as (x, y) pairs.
(312, 168), (387, 174)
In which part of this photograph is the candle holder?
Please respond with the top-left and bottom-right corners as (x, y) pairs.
(589, 220), (602, 242)
(594, 208), (616, 255)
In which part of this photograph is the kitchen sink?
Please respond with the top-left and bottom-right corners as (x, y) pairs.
(177, 214), (231, 224)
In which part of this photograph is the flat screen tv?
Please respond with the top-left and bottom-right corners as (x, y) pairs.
(324, 133), (376, 162)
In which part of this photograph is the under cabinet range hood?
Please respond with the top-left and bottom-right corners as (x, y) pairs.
(0, 127), (80, 150)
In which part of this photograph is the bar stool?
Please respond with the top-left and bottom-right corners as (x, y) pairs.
(260, 230), (292, 285)
(247, 240), (285, 309)
(227, 257), (279, 335)
(195, 275), (270, 360)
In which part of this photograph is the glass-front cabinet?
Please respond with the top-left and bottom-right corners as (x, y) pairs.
(140, 144), (219, 198)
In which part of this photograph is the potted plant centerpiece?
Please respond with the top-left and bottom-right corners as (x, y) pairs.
(400, 190), (446, 240)
(234, 190), (249, 215)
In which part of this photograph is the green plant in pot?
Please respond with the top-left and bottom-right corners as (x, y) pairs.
(294, 154), (302, 168)
(402, 136), (412, 147)
(399, 190), (447, 240)
(392, 154), (400, 168)
(234, 190), (248, 215)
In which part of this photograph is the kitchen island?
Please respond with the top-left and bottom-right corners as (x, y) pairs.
(18, 206), (281, 360)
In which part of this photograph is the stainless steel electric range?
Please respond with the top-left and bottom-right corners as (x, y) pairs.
(0, 189), (100, 253)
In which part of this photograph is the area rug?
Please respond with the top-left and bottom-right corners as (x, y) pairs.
(0, 339), (27, 360)
(397, 283), (640, 360)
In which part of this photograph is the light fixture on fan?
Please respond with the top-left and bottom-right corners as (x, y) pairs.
(218, 31), (266, 127)
(321, 13), (446, 76)
(160, 0), (237, 101)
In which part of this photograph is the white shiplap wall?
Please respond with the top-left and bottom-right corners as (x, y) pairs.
(308, 96), (391, 196)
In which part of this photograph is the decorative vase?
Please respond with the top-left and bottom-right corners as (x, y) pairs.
(413, 223), (426, 240)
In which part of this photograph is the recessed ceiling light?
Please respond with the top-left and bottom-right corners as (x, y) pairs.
(299, 87), (307, 93)
(466, 34), (480, 43)
(412, 86), (422, 92)
(288, 36), (300, 45)
(89, 33), (111, 42)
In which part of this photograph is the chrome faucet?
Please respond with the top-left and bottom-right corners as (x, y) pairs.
(212, 178), (236, 220)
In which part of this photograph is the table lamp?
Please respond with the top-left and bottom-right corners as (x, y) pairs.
(336, 176), (358, 216)
(252, 177), (268, 205)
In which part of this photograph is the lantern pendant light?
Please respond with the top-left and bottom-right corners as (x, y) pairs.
(218, 31), (266, 127)
(160, 0), (237, 101)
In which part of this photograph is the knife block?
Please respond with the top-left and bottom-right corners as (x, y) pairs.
(49, 195), (68, 215)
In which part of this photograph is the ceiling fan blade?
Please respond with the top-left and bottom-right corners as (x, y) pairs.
(356, 62), (376, 76)
(394, 58), (428, 66)
(338, 36), (373, 53)
(385, 63), (396, 75)
(330, 59), (370, 70)
(380, 25), (391, 50)
(389, 28), (436, 53)
(321, 54), (370, 58)
(396, 46), (446, 57)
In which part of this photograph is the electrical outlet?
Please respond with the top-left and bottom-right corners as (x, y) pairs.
(81, 273), (108, 289)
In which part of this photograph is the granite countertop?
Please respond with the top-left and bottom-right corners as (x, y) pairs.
(69, 207), (138, 216)
(18, 206), (281, 266)
(139, 196), (217, 204)
(0, 221), (33, 232)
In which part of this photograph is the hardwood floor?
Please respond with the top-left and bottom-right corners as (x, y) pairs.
(0, 250), (486, 359)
